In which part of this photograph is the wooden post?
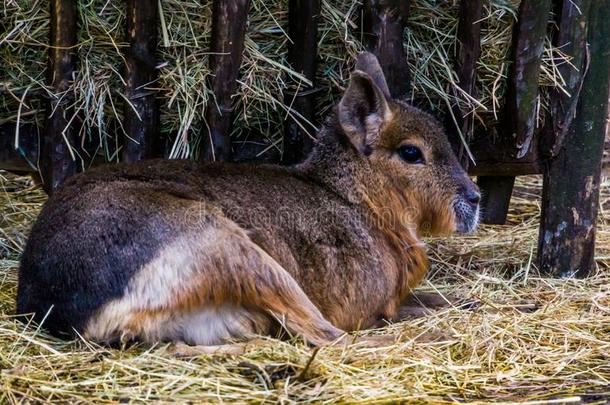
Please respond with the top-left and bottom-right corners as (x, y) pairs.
(479, 0), (552, 223)
(41, 0), (78, 194)
(201, 0), (251, 162)
(122, 0), (161, 163)
(452, 0), (482, 169)
(539, 0), (591, 159)
(362, 0), (411, 99)
(506, 0), (553, 159)
(477, 176), (515, 224)
(537, 0), (609, 277)
(282, 0), (320, 165)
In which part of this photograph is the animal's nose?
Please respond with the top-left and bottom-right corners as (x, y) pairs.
(457, 178), (480, 207)
(466, 190), (481, 206)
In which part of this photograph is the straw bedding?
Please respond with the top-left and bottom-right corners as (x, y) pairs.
(1, 0), (567, 162)
(2, 1), (607, 402)
(1, 172), (609, 403)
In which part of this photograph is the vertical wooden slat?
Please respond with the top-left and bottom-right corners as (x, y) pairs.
(539, 0), (591, 158)
(41, 0), (78, 194)
(362, 0), (411, 99)
(201, 0), (251, 162)
(507, 0), (553, 159)
(452, 0), (482, 168)
(282, 0), (320, 165)
(479, 0), (552, 224)
(537, 0), (609, 277)
(122, 0), (160, 163)
(477, 176), (515, 224)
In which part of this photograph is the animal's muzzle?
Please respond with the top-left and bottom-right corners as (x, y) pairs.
(454, 187), (480, 233)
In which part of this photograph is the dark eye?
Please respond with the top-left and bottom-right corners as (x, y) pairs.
(397, 145), (425, 164)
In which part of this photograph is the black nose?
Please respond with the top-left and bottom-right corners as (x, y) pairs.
(466, 190), (481, 206)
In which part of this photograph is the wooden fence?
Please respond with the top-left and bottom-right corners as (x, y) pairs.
(1, 0), (609, 277)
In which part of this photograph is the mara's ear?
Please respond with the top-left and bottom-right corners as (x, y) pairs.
(355, 52), (391, 99)
(338, 70), (393, 155)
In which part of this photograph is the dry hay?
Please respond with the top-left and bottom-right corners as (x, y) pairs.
(1, 0), (569, 163)
(0, 172), (609, 403)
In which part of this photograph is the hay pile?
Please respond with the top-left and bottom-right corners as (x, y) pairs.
(1, 0), (567, 163)
(1, 171), (609, 403)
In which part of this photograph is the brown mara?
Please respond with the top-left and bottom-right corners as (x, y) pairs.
(15, 53), (480, 351)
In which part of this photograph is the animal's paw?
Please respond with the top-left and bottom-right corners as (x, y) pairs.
(396, 291), (480, 320)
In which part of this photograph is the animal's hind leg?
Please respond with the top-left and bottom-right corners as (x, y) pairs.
(85, 216), (344, 347)
(217, 236), (345, 346)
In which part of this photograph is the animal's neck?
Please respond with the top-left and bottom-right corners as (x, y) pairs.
(298, 120), (429, 299)
(298, 123), (366, 204)
(361, 181), (429, 299)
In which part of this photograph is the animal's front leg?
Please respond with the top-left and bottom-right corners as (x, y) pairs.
(394, 290), (481, 322)
(393, 291), (457, 321)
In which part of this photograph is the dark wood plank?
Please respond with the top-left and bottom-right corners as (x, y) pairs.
(537, 0), (608, 277)
(451, 0), (482, 168)
(506, 0), (553, 159)
(539, 0), (591, 158)
(201, 0), (251, 162)
(469, 161), (540, 177)
(122, 0), (161, 163)
(40, 0), (78, 194)
(282, 0), (320, 165)
(478, 0), (552, 223)
(362, 0), (411, 99)
(477, 176), (515, 225)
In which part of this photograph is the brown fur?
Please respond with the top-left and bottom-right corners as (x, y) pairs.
(16, 53), (479, 347)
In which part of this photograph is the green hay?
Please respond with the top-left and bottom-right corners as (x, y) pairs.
(1, 0), (569, 163)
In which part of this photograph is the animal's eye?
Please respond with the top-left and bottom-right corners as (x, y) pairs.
(397, 145), (425, 164)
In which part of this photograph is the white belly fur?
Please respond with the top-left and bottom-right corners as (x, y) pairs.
(83, 229), (270, 345)
(176, 305), (265, 345)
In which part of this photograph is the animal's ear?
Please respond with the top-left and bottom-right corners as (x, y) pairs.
(338, 70), (393, 155)
(354, 52), (391, 99)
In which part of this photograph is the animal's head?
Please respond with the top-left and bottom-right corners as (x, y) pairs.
(338, 52), (479, 235)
